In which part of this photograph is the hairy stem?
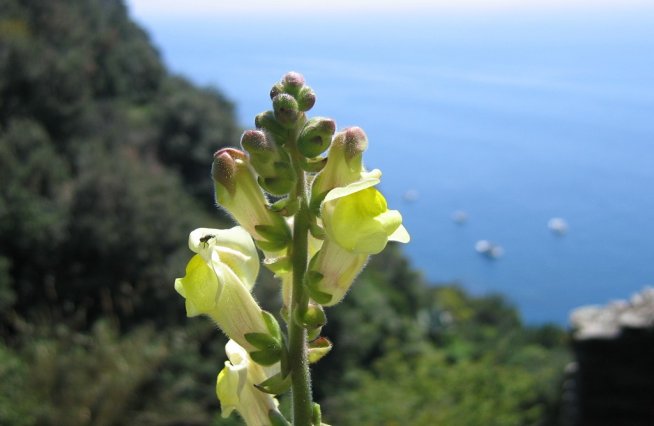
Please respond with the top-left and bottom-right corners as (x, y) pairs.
(287, 129), (313, 426)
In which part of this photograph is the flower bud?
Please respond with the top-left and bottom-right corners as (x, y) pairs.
(269, 82), (284, 100)
(308, 337), (332, 364)
(255, 111), (288, 146)
(294, 302), (326, 329)
(174, 227), (270, 351)
(297, 117), (336, 158)
(297, 86), (316, 111)
(217, 340), (283, 425)
(272, 93), (300, 129)
(310, 126), (372, 211)
(240, 130), (295, 196)
(282, 71), (305, 96)
(212, 148), (291, 250)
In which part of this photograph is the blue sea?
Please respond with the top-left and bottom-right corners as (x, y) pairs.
(129, 7), (654, 324)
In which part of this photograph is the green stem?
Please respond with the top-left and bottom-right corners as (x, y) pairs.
(287, 124), (313, 426)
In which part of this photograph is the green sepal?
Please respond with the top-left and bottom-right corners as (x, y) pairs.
(269, 197), (300, 216)
(255, 111), (288, 145)
(280, 334), (291, 378)
(300, 156), (328, 173)
(255, 239), (288, 252)
(255, 372), (292, 395)
(273, 160), (292, 174)
(244, 332), (280, 351)
(262, 310), (282, 341)
(312, 403), (322, 426)
(309, 189), (329, 216)
(269, 197), (289, 212)
(307, 325), (322, 342)
(304, 271), (332, 305)
(280, 306), (290, 324)
(308, 337), (333, 364)
(269, 410), (291, 426)
(309, 220), (325, 239)
(256, 224), (291, 244)
(263, 257), (291, 274)
(257, 176), (294, 196)
(249, 348), (282, 366)
(282, 199), (300, 216)
(294, 304), (326, 329)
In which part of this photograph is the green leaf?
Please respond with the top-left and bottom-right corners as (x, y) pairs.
(256, 239), (288, 252)
(269, 410), (291, 426)
(262, 311), (282, 341)
(309, 220), (325, 239)
(263, 257), (291, 274)
(255, 372), (292, 395)
(269, 197), (290, 212)
(255, 224), (291, 244)
(300, 156), (328, 173)
(257, 176), (294, 196)
(244, 332), (280, 351)
(305, 271), (333, 304)
(250, 349), (281, 366)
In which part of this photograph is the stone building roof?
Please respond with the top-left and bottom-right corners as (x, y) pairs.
(570, 287), (654, 340)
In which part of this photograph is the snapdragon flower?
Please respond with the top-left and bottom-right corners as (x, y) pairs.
(174, 227), (270, 351)
(216, 340), (282, 426)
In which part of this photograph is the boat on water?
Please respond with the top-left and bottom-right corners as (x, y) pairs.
(548, 217), (568, 235)
(403, 189), (419, 202)
(451, 210), (468, 224)
(475, 240), (504, 259)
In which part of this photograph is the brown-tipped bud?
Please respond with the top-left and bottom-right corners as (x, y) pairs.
(282, 71), (305, 96)
(212, 148), (291, 251)
(272, 94), (300, 129)
(297, 86), (316, 111)
(212, 148), (247, 194)
(339, 126), (369, 162)
(240, 129), (271, 155)
(297, 117), (336, 158)
(309, 126), (373, 211)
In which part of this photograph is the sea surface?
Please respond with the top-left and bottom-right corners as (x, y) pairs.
(129, 8), (654, 323)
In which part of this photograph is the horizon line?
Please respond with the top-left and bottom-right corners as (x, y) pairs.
(127, 0), (654, 19)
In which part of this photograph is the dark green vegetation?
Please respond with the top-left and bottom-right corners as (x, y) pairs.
(0, 1), (569, 425)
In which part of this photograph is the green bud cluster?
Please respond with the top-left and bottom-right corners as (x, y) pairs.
(241, 130), (295, 195)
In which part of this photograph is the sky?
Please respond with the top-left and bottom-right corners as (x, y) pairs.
(127, 0), (654, 17)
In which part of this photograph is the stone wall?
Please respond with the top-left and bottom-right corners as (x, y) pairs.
(566, 288), (654, 426)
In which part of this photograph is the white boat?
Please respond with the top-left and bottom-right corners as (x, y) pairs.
(403, 189), (419, 202)
(548, 217), (568, 235)
(451, 210), (468, 224)
(475, 240), (504, 259)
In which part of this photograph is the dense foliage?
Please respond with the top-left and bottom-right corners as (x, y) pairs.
(0, 1), (569, 425)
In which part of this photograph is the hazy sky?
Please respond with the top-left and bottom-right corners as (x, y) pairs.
(127, 0), (654, 18)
